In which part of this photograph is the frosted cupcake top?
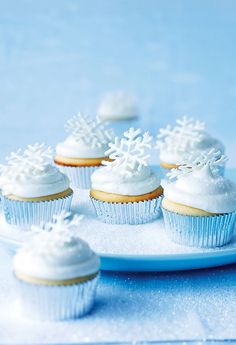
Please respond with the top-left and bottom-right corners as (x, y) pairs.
(56, 113), (113, 159)
(13, 212), (100, 280)
(164, 149), (236, 214)
(156, 116), (225, 165)
(0, 143), (70, 198)
(91, 128), (161, 195)
(97, 91), (138, 121)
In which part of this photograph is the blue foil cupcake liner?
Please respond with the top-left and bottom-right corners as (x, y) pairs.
(56, 165), (98, 189)
(162, 208), (236, 248)
(1, 192), (73, 228)
(15, 274), (99, 321)
(91, 195), (163, 225)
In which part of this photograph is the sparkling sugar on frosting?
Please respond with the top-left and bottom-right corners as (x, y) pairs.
(13, 211), (100, 280)
(102, 128), (152, 178)
(156, 116), (205, 153)
(65, 113), (113, 149)
(164, 149), (236, 214)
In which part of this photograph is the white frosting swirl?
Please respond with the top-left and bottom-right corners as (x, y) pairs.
(160, 132), (225, 165)
(56, 135), (109, 158)
(91, 165), (161, 195)
(13, 223), (100, 280)
(97, 91), (138, 120)
(164, 165), (236, 213)
(1, 165), (70, 198)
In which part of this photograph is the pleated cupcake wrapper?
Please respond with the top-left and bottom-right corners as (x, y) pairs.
(1, 193), (73, 228)
(162, 208), (236, 248)
(56, 165), (99, 189)
(15, 275), (99, 321)
(91, 195), (163, 225)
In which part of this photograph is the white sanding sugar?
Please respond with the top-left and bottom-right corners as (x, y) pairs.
(0, 189), (235, 256)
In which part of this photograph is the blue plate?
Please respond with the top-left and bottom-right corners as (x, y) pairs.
(100, 249), (236, 271)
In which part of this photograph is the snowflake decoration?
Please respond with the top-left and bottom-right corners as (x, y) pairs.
(167, 148), (228, 180)
(0, 143), (53, 188)
(27, 211), (84, 257)
(156, 116), (205, 152)
(102, 128), (152, 177)
(65, 113), (113, 148)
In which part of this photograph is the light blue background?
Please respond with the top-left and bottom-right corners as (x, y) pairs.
(0, 0), (235, 165)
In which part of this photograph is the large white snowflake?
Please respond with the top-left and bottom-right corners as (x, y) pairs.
(102, 128), (152, 177)
(28, 211), (84, 257)
(65, 113), (113, 148)
(167, 148), (228, 180)
(156, 116), (205, 152)
(0, 143), (53, 185)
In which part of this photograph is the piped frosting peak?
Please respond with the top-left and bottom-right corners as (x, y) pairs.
(102, 128), (152, 178)
(65, 113), (113, 149)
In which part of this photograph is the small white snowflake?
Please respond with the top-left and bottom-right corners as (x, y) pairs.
(156, 116), (205, 153)
(167, 148), (228, 180)
(102, 128), (152, 177)
(65, 113), (113, 148)
(28, 211), (84, 256)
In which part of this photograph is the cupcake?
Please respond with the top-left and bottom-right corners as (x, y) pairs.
(13, 211), (100, 321)
(0, 143), (73, 228)
(97, 91), (139, 135)
(90, 128), (163, 224)
(54, 113), (113, 189)
(162, 149), (236, 248)
(156, 116), (225, 175)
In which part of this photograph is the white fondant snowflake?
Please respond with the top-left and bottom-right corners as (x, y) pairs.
(167, 148), (228, 180)
(0, 143), (53, 186)
(102, 128), (152, 177)
(29, 212), (84, 256)
(65, 113), (113, 148)
(156, 116), (205, 152)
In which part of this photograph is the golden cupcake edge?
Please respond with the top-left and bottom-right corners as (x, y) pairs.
(162, 197), (217, 216)
(90, 186), (163, 203)
(5, 188), (73, 202)
(54, 155), (111, 167)
(14, 271), (99, 286)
